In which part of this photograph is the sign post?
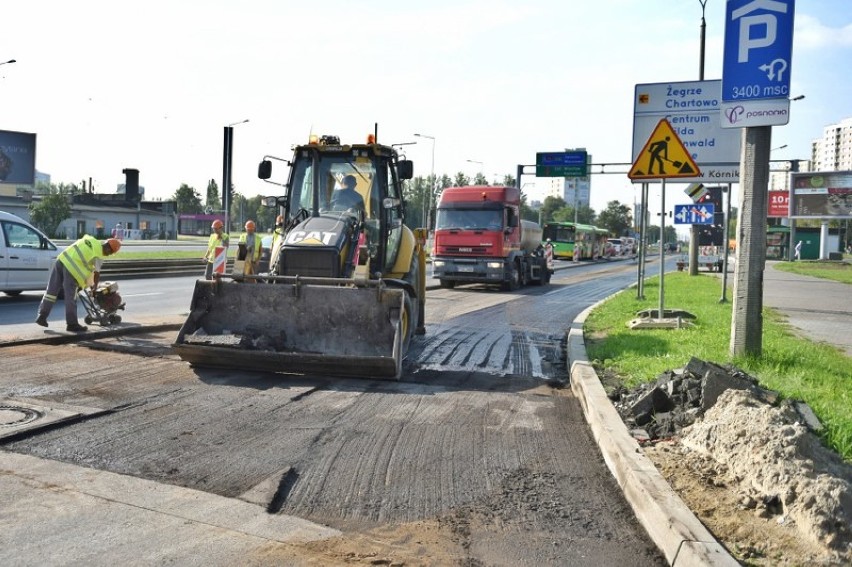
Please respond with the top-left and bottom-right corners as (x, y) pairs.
(629, 120), (701, 323)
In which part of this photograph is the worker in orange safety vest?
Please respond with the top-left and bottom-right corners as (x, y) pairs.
(202, 219), (230, 280)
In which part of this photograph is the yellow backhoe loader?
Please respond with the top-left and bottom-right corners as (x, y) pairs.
(173, 132), (426, 379)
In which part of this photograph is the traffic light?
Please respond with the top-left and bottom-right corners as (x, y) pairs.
(696, 186), (724, 246)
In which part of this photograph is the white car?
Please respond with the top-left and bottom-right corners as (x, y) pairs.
(607, 238), (623, 255)
(0, 210), (59, 295)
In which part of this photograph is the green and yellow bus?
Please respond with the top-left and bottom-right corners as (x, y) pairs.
(542, 222), (610, 261)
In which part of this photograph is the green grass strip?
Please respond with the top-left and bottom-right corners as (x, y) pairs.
(774, 260), (852, 284)
(584, 271), (852, 462)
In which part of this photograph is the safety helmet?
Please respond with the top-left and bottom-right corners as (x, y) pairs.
(211, 219), (224, 230)
(276, 215), (284, 225)
(105, 238), (122, 254)
(245, 220), (256, 231)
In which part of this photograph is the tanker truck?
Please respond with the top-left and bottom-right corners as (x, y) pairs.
(431, 185), (552, 290)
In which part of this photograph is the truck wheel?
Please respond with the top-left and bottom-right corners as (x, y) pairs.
(439, 279), (455, 289)
(502, 262), (521, 291)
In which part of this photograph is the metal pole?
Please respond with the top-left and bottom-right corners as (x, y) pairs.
(637, 182), (648, 299)
(719, 182), (732, 302)
(222, 126), (232, 235)
(428, 139), (435, 230)
(689, 0), (708, 276)
(659, 178), (666, 319)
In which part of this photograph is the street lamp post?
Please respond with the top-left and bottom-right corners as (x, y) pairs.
(414, 133), (435, 230)
(223, 119), (249, 235)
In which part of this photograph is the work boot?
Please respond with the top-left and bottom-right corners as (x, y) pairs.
(66, 323), (88, 333)
(35, 315), (49, 327)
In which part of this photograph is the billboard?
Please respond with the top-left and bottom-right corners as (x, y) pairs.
(0, 129), (37, 185)
(789, 171), (852, 219)
(768, 190), (790, 218)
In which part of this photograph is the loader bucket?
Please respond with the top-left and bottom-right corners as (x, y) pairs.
(173, 278), (406, 379)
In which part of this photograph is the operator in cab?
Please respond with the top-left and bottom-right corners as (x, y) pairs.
(330, 175), (365, 212)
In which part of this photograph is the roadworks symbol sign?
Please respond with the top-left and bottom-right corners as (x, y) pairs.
(628, 118), (701, 180)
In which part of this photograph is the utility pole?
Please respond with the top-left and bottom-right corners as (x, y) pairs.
(689, 0), (708, 276)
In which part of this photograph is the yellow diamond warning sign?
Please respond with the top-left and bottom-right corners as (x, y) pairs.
(628, 119), (701, 180)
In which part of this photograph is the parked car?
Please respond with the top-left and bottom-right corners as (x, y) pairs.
(0, 210), (59, 295)
(607, 238), (623, 256)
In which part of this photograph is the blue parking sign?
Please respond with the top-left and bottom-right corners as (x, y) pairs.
(722, 0), (795, 102)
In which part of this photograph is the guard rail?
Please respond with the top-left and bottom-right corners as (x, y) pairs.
(99, 258), (233, 279)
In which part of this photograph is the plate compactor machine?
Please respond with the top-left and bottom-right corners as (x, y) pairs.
(173, 133), (426, 380)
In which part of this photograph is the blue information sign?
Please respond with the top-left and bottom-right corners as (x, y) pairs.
(722, 0), (795, 103)
(674, 204), (715, 225)
(535, 150), (588, 177)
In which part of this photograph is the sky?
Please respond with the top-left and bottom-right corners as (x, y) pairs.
(2, 0), (851, 218)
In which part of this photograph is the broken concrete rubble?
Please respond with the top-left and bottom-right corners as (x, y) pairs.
(610, 357), (812, 441)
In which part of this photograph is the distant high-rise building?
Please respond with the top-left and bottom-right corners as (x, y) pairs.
(811, 116), (852, 172)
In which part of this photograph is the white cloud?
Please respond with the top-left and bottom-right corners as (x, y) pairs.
(795, 13), (852, 49)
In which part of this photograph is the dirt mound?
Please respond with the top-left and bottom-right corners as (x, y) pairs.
(608, 358), (852, 564)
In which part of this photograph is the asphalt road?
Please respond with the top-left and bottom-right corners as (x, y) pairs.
(1, 258), (670, 565)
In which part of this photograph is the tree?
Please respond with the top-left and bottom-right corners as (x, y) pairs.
(205, 179), (221, 212)
(402, 176), (428, 228)
(230, 191), (248, 229)
(539, 196), (567, 225)
(172, 184), (203, 214)
(472, 172), (489, 186)
(453, 172), (471, 187)
(248, 194), (275, 232)
(28, 187), (71, 239)
(552, 205), (596, 225)
(596, 200), (632, 236)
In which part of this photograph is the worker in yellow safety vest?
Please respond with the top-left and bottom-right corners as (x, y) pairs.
(202, 219), (229, 280)
(239, 220), (263, 276)
(271, 215), (285, 248)
(36, 235), (122, 333)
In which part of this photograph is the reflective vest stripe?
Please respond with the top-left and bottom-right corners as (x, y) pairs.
(59, 237), (99, 288)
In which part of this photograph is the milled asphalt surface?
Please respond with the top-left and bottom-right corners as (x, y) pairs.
(1, 257), (849, 566)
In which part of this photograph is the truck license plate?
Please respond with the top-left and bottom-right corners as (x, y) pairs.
(458, 266), (474, 272)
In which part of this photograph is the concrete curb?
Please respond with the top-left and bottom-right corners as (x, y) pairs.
(568, 300), (739, 567)
(0, 322), (183, 348)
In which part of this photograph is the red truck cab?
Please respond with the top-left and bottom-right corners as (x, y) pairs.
(432, 186), (549, 290)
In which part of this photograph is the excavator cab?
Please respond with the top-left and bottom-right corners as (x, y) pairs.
(174, 134), (424, 380)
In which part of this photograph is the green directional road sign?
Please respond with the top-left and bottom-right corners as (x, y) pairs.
(536, 150), (588, 177)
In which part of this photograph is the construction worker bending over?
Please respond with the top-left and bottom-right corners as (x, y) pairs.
(36, 235), (121, 332)
(203, 219), (229, 280)
(239, 220), (263, 277)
